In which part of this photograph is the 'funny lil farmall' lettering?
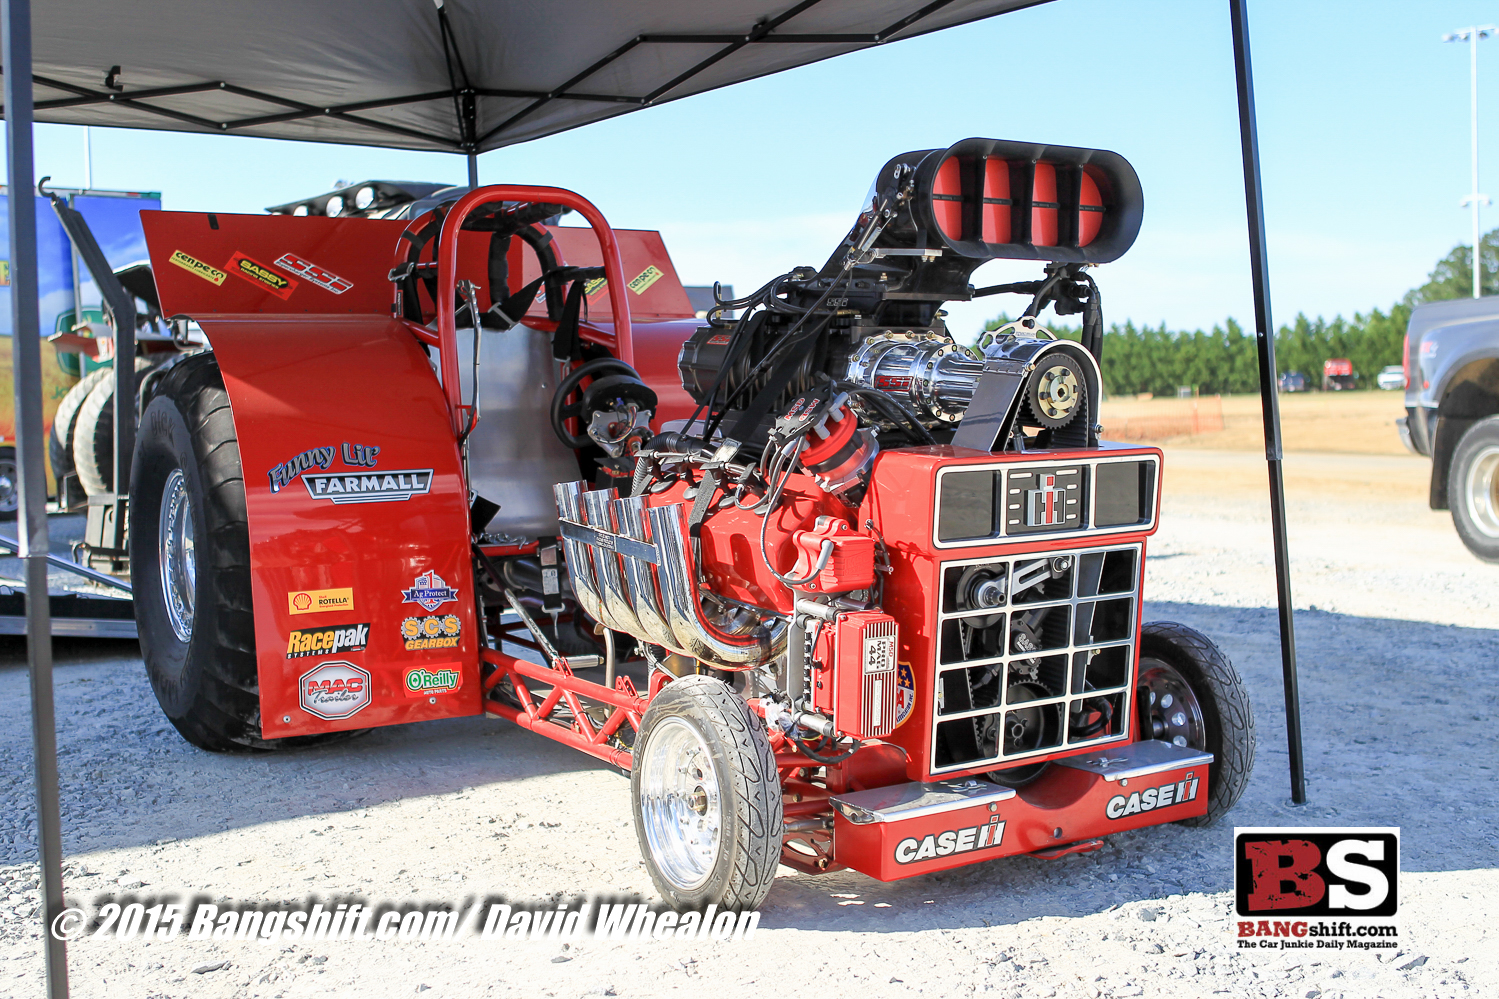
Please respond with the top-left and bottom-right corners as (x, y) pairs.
(268, 446), (335, 493)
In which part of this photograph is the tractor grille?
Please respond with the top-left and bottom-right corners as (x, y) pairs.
(930, 543), (1139, 774)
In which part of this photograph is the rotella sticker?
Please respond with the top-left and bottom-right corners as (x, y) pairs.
(169, 249), (225, 286)
(288, 588), (354, 616)
(401, 614), (461, 651)
(227, 251), (298, 300)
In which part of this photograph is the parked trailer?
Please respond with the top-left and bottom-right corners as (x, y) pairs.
(130, 141), (1254, 909)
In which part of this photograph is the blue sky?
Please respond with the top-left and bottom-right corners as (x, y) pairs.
(11, 0), (1499, 339)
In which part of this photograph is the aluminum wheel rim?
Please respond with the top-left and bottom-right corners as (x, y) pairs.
(1035, 365), (1080, 421)
(0, 456), (16, 514)
(159, 468), (196, 642)
(639, 716), (722, 892)
(1464, 445), (1499, 538)
(1138, 659), (1205, 749)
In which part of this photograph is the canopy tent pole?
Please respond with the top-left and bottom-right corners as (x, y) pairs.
(3, 0), (72, 992)
(1229, 0), (1307, 804)
(467, 150), (478, 189)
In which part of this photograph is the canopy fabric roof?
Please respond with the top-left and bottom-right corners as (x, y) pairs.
(6, 0), (1043, 153)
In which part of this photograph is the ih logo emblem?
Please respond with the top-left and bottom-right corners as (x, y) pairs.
(1026, 474), (1066, 527)
(298, 661), (371, 720)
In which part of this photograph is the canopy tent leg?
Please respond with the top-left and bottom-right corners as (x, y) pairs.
(3, 0), (72, 993)
(467, 150), (479, 189)
(1229, 0), (1307, 805)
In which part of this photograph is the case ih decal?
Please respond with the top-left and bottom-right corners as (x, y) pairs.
(274, 252), (354, 294)
(1105, 772), (1200, 819)
(168, 248), (225, 285)
(405, 666), (462, 698)
(287, 588), (354, 616)
(298, 661), (371, 720)
(401, 571), (458, 612)
(302, 468), (433, 503)
(268, 446), (336, 493)
(285, 622), (370, 659)
(401, 614), (461, 651)
(227, 251), (298, 300)
(895, 816), (1006, 864)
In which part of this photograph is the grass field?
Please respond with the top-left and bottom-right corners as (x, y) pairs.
(1099, 388), (1410, 455)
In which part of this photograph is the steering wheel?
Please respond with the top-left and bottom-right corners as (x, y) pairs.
(550, 358), (641, 450)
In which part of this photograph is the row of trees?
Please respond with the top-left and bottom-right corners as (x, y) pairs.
(981, 226), (1497, 396)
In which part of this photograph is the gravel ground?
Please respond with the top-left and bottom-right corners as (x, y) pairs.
(0, 448), (1495, 998)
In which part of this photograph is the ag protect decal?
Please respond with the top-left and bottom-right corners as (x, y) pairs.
(298, 661), (371, 720)
(288, 588), (354, 616)
(169, 249), (225, 286)
(405, 664), (462, 698)
(895, 815), (1006, 865)
(1105, 771), (1200, 819)
(893, 661), (916, 729)
(303, 469), (433, 504)
(227, 251), (298, 300)
(402, 571), (458, 612)
(401, 614), (461, 651)
(274, 252), (354, 294)
(286, 622), (370, 659)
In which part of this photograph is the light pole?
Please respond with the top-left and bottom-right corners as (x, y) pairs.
(1445, 25), (1495, 298)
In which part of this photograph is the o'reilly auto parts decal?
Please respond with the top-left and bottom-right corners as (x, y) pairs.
(303, 469), (433, 504)
(895, 816), (1006, 865)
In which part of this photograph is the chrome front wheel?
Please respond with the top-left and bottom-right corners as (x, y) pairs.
(158, 467), (196, 642)
(637, 716), (723, 892)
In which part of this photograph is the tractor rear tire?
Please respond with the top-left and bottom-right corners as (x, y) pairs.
(1448, 415), (1499, 563)
(631, 675), (782, 911)
(73, 356), (155, 498)
(1138, 621), (1254, 826)
(50, 364), (113, 497)
(132, 352), (363, 753)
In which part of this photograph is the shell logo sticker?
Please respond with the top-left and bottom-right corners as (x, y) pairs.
(227, 251), (298, 300)
(893, 660), (916, 729)
(169, 249), (225, 286)
(288, 588), (354, 615)
(628, 265), (664, 295)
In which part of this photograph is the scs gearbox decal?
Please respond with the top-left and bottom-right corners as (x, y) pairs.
(298, 662), (371, 720)
(285, 622), (370, 659)
(401, 615), (460, 651)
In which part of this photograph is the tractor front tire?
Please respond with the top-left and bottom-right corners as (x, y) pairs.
(50, 364), (113, 498)
(631, 675), (782, 911)
(1138, 621), (1254, 826)
(132, 352), (360, 753)
(1448, 415), (1499, 563)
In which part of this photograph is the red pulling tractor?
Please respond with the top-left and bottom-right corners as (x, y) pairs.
(131, 137), (1254, 910)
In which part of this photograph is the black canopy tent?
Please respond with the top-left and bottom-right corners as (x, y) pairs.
(2, 1), (1303, 994)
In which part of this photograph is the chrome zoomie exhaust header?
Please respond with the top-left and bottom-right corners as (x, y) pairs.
(553, 482), (785, 669)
